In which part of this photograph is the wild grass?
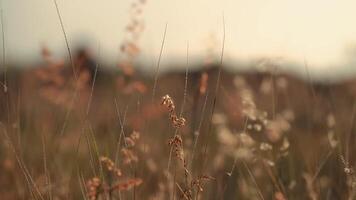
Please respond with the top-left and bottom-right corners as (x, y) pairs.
(1, 52), (356, 199)
(0, 0), (356, 199)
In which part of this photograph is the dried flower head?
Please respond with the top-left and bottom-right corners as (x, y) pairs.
(124, 131), (140, 147)
(100, 156), (122, 177)
(168, 135), (184, 162)
(111, 178), (143, 191)
(161, 95), (186, 128)
(191, 175), (215, 192)
(161, 95), (175, 112)
(86, 177), (101, 200)
(121, 148), (139, 164)
(170, 115), (186, 128)
(259, 142), (273, 151)
(340, 155), (354, 175)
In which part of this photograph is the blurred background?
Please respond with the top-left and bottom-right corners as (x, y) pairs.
(1, 0), (356, 199)
(3, 0), (356, 79)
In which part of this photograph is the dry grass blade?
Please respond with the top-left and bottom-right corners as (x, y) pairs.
(243, 161), (265, 200)
(86, 44), (100, 116)
(151, 23), (168, 102)
(41, 132), (52, 200)
(53, 0), (77, 80)
(1, 123), (45, 200)
(179, 42), (189, 118)
(201, 14), (225, 171)
(0, 8), (7, 92)
(78, 170), (88, 200)
(190, 92), (209, 165)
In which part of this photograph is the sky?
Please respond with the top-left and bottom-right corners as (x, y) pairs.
(2, 0), (356, 80)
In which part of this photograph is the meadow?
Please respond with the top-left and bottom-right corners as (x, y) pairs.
(0, 0), (356, 199)
(0, 50), (355, 199)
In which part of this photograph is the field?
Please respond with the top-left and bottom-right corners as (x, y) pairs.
(0, 51), (355, 200)
(1, 0), (356, 199)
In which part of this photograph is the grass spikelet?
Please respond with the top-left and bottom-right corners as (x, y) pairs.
(161, 94), (186, 128)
